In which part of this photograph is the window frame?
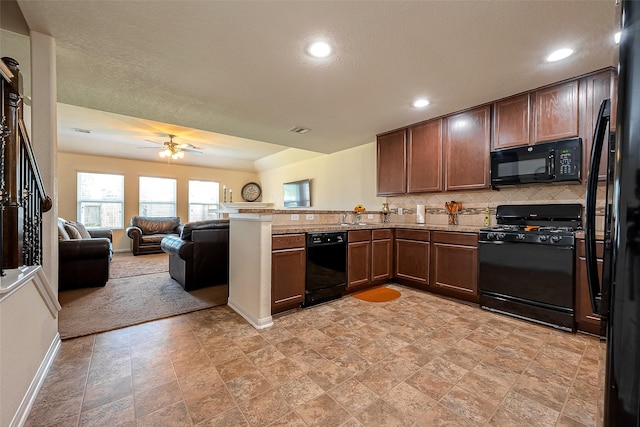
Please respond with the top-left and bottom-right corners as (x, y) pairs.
(188, 179), (220, 222)
(76, 171), (125, 229)
(138, 176), (178, 217)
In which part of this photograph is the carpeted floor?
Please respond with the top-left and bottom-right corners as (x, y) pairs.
(58, 253), (228, 339)
(108, 252), (169, 278)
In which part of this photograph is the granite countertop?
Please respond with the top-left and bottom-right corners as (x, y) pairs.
(272, 223), (481, 234)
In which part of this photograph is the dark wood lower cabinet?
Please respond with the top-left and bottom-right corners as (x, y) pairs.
(430, 232), (478, 303)
(348, 230), (372, 290)
(272, 228), (480, 311)
(371, 229), (393, 283)
(395, 230), (430, 288)
(271, 234), (306, 314)
(575, 239), (603, 335)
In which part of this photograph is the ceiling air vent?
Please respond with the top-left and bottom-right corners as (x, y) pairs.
(72, 128), (92, 134)
(288, 126), (310, 134)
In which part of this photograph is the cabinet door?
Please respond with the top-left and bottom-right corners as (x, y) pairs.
(408, 119), (443, 192)
(583, 69), (616, 181)
(348, 241), (371, 288)
(395, 239), (429, 285)
(575, 239), (603, 335)
(377, 129), (407, 195)
(444, 105), (491, 191)
(271, 248), (305, 313)
(493, 93), (531, 149)
(371, 237), (392, 282)
(576, 256), (603, 335)
(533, 80), (579, 143)
(431, 242), (478, 299)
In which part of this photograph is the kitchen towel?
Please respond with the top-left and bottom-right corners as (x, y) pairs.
(416, 204), (425, 224)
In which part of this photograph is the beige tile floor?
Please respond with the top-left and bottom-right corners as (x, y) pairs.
(26, 285), (602, 426)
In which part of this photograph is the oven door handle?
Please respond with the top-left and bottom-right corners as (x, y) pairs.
(585, 98), (610, 315)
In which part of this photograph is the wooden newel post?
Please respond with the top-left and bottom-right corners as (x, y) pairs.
(1, 57), (23, 269)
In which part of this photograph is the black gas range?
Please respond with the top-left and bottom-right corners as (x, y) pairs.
(479, 225), (576, 246)
(478, 203), (582, 331)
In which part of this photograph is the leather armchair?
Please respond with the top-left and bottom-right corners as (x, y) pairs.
(160, 220), (229, 291)
(126, 216), (181, 255)
(58, 218), (113, 290)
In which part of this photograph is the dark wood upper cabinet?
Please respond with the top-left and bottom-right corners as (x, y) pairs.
(376, 129), (406, 195)
(407, 119), (443, 193)
(582, 69), (617, 181)
(444, 105), (491, 191)
(493, 93), (530, 150)
(533, 80), (579, 143)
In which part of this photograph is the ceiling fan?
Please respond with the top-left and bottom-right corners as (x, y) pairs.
(144, 134), (203, 160)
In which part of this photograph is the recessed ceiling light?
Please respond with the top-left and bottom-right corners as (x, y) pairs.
(413, 99), (430, 108)
(546, 48), (574, 62)
(615, 31), (621, 44)
(308, 41), (332, 58)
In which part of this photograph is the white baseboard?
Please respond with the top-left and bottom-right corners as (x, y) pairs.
(227, 298), (273, 329)
(11, 333), (61, 427)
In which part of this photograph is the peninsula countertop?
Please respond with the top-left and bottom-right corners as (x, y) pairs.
(271, 223), (482, 235)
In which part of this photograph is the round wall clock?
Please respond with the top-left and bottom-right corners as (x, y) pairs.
(241, 182), (262, 202)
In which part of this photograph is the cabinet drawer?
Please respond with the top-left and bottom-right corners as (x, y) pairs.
(372, 229), (392, 240)
(396, 229), (430, 242)
(349, 230), (371, 243)
(577, 239), (604, 258)
(272, 234), (305, 250)
(431, 231), (477, 246)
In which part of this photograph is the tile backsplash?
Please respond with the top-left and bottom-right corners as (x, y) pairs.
(385, 183), (605, 229)
(270, 183), (605, 231)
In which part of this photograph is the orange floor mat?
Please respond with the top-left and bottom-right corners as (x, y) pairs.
(352, 286), (401, 303)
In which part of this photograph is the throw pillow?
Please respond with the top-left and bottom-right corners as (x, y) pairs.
(69, 221), (92, 239)
(64, 223), (83, 240)
(58, 222), (70, 240)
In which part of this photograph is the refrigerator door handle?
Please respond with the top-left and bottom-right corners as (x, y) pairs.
(585, 99), (611, 315)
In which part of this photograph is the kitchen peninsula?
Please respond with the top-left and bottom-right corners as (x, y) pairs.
(227, 207), (480, 330)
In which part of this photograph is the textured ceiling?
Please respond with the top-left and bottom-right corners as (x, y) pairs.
(6, 1), (621, 169)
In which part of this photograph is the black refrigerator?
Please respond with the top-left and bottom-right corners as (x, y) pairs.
(585, 1), (640, 425)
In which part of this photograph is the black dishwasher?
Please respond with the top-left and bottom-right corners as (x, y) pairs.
(304, 232), (347, 307)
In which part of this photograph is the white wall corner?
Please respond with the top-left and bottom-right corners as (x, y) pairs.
(33, 267), (61, 318)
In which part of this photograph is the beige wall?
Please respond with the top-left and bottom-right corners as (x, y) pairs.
(257, 142), (386, 212)
(58, 152), (259, 251)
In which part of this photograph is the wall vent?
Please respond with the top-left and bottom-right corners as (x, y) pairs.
(288, 126), (310, 134)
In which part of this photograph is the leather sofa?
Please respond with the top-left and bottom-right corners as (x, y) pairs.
(58, 218), (113, 290)
(126, 216), (181, 255)
(160, 220), (229, 291)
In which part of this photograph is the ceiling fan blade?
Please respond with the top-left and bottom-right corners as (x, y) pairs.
(182, 148), (203, 155)
(145, 139), (163, 145)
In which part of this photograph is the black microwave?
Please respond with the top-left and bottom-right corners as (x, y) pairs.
(490, 137), (582, 187)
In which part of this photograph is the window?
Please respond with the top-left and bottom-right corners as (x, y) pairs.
(77, 172), (124, 228)
(139, 176), (177, 217)
(189, 180), (219, 222)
